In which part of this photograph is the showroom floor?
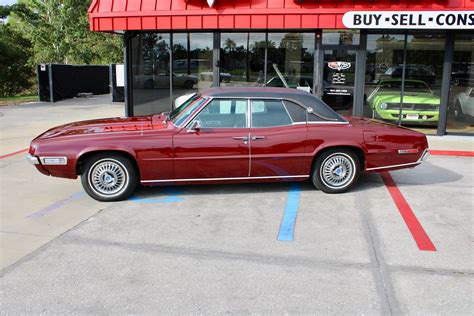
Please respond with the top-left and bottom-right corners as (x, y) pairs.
(0, 96), (472, 314)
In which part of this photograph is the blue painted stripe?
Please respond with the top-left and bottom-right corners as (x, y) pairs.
(277, 183), (301, 241)
(27, 192), (85, 219)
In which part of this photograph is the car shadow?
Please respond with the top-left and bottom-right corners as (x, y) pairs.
(131, 161), (463, 199)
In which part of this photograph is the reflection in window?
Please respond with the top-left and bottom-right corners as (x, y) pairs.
(172, 33), (213, 102)
(364, 33), (445, 133)
(220, 33), (266, 87)
(447, 34), (474, 134)
(266, 33), (315, 92)
(322, 30), (360, 45)
(130, 33), (171, 116)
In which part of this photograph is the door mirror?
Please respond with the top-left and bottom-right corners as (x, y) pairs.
(187, 120), (202, 133)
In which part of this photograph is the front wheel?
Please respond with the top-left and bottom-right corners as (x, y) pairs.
(312, 149), (361, 193)
(81, 154), (138, 201)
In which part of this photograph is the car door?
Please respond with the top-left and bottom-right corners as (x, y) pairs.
(249, 99), (308, 177)
(173, 98), (250, 179)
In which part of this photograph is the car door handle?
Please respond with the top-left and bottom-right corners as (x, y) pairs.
(251, 136), (266, 140)
(232, 136), (249, 141)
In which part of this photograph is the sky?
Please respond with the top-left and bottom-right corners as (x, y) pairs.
(1, 0), (17, 5)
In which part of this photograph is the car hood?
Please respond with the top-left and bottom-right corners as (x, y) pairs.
(34, 114), (170, 140)
(372, 92), (440, 104)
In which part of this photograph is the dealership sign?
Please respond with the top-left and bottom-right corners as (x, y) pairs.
(343, 11), (474, 29)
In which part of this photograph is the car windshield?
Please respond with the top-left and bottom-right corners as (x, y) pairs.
(170, 95), (207, 126)
(378, 81), (432, 94)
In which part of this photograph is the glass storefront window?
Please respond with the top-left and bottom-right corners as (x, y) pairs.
(447, 34), (474, 134)
(266, 33), (315, 92)
(172, 33), (213, 101)
(220, 33), (266, 87)
(130, 33), (171, 116)
(322, 30), (360, 45)
(364, 33), (445, 133)
(322, 49), (356, 114)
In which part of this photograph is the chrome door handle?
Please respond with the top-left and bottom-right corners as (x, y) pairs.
(232, 136), (249, 141)
(251, 136), (266, 140)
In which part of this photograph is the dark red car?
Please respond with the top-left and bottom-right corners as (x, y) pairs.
(28, 88), (429, 201)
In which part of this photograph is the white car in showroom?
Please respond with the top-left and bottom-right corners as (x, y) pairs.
(454, 87), (474, 118)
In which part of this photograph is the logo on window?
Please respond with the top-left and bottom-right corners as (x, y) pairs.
(207, 0), (215, 7)
(328, 62), (351, 71)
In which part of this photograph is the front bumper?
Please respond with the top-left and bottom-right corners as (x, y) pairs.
(27, 154), (40, 165)
(375, 109), (439, 123)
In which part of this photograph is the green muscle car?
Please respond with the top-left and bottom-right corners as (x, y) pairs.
(367, 80), (440, 125)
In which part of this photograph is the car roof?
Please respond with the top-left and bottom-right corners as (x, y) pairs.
(200, 87), (345, 122)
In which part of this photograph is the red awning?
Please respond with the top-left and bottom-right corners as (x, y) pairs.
(88, 0), (472, 32)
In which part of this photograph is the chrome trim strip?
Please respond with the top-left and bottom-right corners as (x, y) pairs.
(26, 154), (40, 165)
(141, 175), (308, 184)
(366, 161), (421, 171)
(366, 149), (428, 171)
(39, 156), (68, 165)
(307, 121), (349, 125)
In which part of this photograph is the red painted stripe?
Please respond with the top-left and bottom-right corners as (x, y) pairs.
(429, 150), (474, 157)
(380, 171), (436, 252)
(0, 148), (28, 159)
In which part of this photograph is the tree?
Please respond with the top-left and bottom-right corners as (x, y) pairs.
(12, 0), (122, 65)
(0, 22), (33, 96)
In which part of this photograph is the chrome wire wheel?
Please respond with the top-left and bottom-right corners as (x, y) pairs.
(320, 153), (355, 189)
(88, 159), (128, 197)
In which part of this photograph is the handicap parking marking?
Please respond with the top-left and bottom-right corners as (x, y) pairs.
(380, 172), (436, 252)
(277, 183), (302, 241)
(129, 187), (185, 204)
(27, 192), (86, 219)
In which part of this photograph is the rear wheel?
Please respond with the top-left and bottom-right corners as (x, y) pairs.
(81, 153), (138, 202)
(183, 80), (194, 89)
(312, 149), (360, 193)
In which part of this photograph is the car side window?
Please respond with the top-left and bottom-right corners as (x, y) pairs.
(282, 100), (306, 123)
(193, 99), (247, 128)
(251, 100), (292, 128)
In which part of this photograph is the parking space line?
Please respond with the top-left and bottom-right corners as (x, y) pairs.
(27, 192), (85, 219)
(429, 150), (474, 157)
(380, 172), (436, 252)
(277, 183), (301, 241)
(0, 148), (28, 159)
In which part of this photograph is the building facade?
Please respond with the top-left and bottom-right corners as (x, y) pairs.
(88, 0), (474, 135)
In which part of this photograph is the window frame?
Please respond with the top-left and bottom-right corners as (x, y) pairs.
(185, 97), (250, 129)
(250, 99), (293, 128)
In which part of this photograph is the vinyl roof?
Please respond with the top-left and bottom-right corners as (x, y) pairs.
(201, 87), (346, 122)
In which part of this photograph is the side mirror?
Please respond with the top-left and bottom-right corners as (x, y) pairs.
(187, 120), (202, 133)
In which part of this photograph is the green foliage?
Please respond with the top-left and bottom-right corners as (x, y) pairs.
(0, 23), (34, 97)
(0, 1), (122, 96)
(12, 0), (122, 65)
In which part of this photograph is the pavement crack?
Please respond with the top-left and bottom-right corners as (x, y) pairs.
(62, 235), (375, 273)
(356, 191), (402, 316)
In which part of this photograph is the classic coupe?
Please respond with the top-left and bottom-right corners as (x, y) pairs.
(367, 80), (440, 125)
(28, 88), (429, 201)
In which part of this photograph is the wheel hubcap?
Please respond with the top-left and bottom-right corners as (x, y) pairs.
(321, 154), (355, 189)
(90, 160), (127, 196)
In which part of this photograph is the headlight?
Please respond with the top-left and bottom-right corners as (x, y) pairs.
(380, 103), (388, 110)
